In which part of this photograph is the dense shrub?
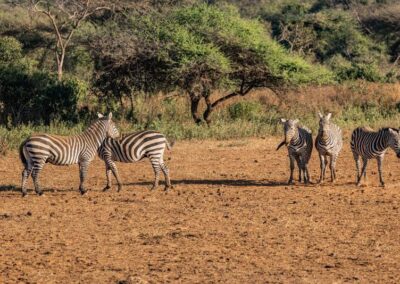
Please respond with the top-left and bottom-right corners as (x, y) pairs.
(0, 41), (88, 126)
(228, 101), (263, 121)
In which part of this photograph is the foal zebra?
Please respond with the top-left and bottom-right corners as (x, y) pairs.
(19, 113), (120, 196)
(98, 130), (173, 192)
(315, 112), (343, 183)
(351, 127), (400, 186)
(277, 118), (313, 184)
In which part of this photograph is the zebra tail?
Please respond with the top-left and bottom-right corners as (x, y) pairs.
(19, 138), (28, 166)
(166, 138), (176, 150)
(276, 140), (286, 151)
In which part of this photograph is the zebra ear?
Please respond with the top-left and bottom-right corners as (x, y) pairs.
(318, 112), (323, 119)
(389, 128), (398, 135)
(280, 118), (287, 124)
(97, 113), (104, 118)
(293, 119), (299, 124)
(326, 113), (332, 120)
(108, 112), (113, 120)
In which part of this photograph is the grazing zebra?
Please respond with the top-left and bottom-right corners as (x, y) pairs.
(315, 112), (343, 183)
(351, 127), (400, 187)
(277, 118), (313, 184)
(98, 130), (173, 192)
(19, 113), (120, 196)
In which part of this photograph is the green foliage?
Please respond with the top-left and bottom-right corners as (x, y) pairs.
(0, 37), (89, 126)
(228, 101), (263, 121)
(0, 36), (23, 63)
(260, 1), (391, 82)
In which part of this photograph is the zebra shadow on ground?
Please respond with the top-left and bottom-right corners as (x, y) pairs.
(0, 185), (81, 195)
(0, 184), (19, 192)
(125, 179), (288, 187)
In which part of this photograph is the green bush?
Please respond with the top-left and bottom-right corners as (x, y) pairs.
(0, 36), (22, 63)
(0, 61), (89, 126)
(228, 101), (263, 121)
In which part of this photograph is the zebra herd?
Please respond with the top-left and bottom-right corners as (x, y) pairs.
(277, 112), (400, 187)
(17, 111), (400, 197)
(19, 113), (172, 197)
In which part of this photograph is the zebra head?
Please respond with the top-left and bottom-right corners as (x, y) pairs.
(279, 118), (299, 147)
(388, 128), (400, 158)
(98, 112), (120, 139)
(318, 112), (332, 138)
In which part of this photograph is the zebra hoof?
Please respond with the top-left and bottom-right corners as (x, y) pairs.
(117, 185), (123, 192)
(35, 191), (43, 196)
(150, 186), (157, 191)
(21, 191), (27, 197)
(103, 186), (111, 192)
(164, 186), (172, 191)
(380, 183), (385, 188)
(80, 188), (87, 195)
(288, 180), (294, 185)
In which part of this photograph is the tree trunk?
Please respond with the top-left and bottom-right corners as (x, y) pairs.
(202, 90), (212, 126)
(129, 93), (136, 121)
(56, 49), (65, 81)
(189, 92), (202, 124)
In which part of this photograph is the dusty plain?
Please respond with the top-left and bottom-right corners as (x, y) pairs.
(2, 137), (400, 283)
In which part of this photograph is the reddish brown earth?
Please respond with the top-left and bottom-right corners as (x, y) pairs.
(2, 137), (400, 283)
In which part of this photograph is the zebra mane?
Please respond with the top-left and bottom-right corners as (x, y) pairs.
(380, 127), (399, 132)
(299, 126), (312, 134)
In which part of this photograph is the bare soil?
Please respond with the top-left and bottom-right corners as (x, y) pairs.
(2, 137), (400, 283)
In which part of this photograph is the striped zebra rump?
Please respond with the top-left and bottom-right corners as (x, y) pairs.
(99, 130), (169, 163)
(98, 130), (173, 191)
(350, 127), (400, 186)
(23, 135), (82, 166)
(350, 127), (389, 159)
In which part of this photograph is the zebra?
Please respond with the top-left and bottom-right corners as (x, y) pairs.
(277, 118), (313, 184)
(19, 113), (120, 197)
(350, 127), (400, 187)
(315, 112), (343, 183)
(97, 130), (173, 192)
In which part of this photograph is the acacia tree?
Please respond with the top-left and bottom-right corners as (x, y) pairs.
(29, 0), (112, 81)
(140, 4), (334, 124)
(95, 4), (334, 124)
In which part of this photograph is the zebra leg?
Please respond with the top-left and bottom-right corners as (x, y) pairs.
(330, 155), (337, 182)
(295, 156), (302, 182)
(21, 167), (32, 197)
(160, 162), (172, 191)
(353, 152), (360, 184)
(303, 160), (310, 184)
(318, 154), (326, 183)
(31, 164), (44, 196)
(288, 155), (295, 184)
(150, 161), (161, 190)
(357, 158), (368, 186)
(109, 161), (123, 192)
(103, 163), (112, 192)
(377, 156), (385, 187)
(79, 161), (90, 195)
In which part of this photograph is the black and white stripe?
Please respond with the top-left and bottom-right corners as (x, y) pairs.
(19, 113), (119, 196)
(351, 127), (400, 186)
(315, 112), (343, 183)
(98, 130), (173, 191)
(277, 118), (313, 184)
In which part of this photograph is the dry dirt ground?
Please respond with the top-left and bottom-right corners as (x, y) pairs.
(2, 137), (400, 283)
